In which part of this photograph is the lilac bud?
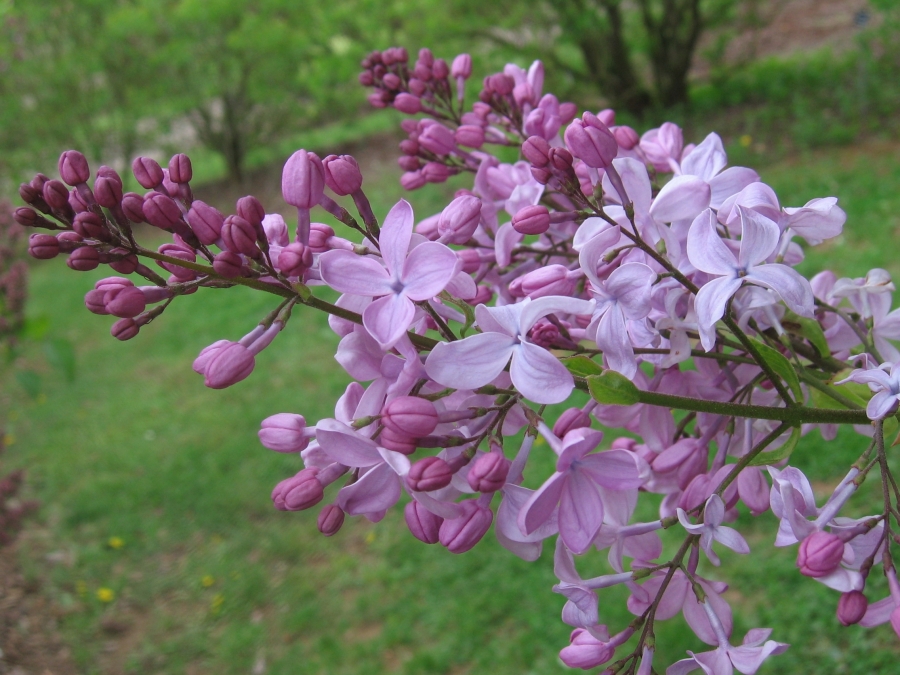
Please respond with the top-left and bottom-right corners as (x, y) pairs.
(456, 249), (482, 274)
(394, 93), (422, 114)
(13, 207), (39, 227)
(73, 212), (107, 239)
(531, 166), (552, 185)
(19, 183), (41, 206)
(432, 58), (449, 79)
(132, 156), (164, 189)
(111, 318), (141, 341)
(58, 150), (90, 186)
(156, 244), (197, 281)
(408, 78), (427, 96)
(520, 265), (576, 299)
(105, 286), (146, 319)
(400, 171), (426, 191)
(382, 397), (439, 437)
(405, 501), (443, 544)
(168, 153), (193, 183)
(109, 251), (139, 275)
(322, 155), (363, 196)
(222, 215), (260, 258)
(271, 468), (321, 511)
(549, 147), (574, 171)
(422, 162), (451, 184)
(67, 247), (100, 271)
(382, 72), (401, 90)
(564, 117), (617, 169)
(553, 408), (592, 437)
(522, 136), (551, 167)
(259, 413), (310, 453)
(512, 205), (550, 235)
(203, 342), (255, 389)
(358, 70), (374, 86)
(407, 456), (454, 492)
(142, 193), (183, 230)
(467, 452), (510, 493)
(468, 285), (492, 306)
(613, 125), (640, 150)
(84, 289), (109, 315)
(399, 139), (419, 156)
(837, 591), (868, 626)
(418, 122), (458, 155)
(94, 176), (123, 208)
(42, 180), (70, 209)
(122, 192), (146, 222)
(213, 251), (244, 279)
(69, 189), (88, 213)
(317, 505), (345, 536)
(186, 201), (225, 245)
(367, 92), (388, 108)
(797, 531), (845, 577)
(378, 427), (417, 455)
(277, 242), (313, 277)
(308, 223), (336, 253)
(559, 629), (616, 669)
(487, 73), (514, 95)
(56, 231), (84, 251)
(597, 109), (616, 126)
(438, 195), (482, 244)
(282, 150), (325, 209)
(451, 54), (472, 79)
(454, 125), (485, 148)
(439, 500), (493, 553)
(262, 214), (289, 247)
(417, 48), (434, 67)
(398, 156), (420, 172)
(28, 234), (60, 260)
(236, 196), (266, 228)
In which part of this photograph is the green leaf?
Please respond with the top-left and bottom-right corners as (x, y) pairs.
(748, 425), (801, 466)
(15, 370), (42, 399)
(439, 291), (476, 338)
(587, 371), (640, 406)
(808, 383), (868, 410)
(564, 356), (603, 378)
(787, 313), (830, 358)
(44, 338), (77, 382)
(749, 338), (802, 401)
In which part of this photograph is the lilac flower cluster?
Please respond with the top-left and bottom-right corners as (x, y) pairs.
(17, 47), (900, 673)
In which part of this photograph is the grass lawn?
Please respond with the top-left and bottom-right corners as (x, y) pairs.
(3, 138), (900, 674)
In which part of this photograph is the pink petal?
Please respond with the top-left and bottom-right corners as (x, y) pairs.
(315, 418), (382, 467)
(715, 526), (750, 555)
(595, 307), (636, 379)
(318, 250), (392, 296)
(709, 167), (759, 210)
(337, 463), (401, 515)
(649, 175), (711, 224)
(729, 641), (789, 675)
(578, 450), (645, 489)
(494, 222), (523, 267)
(695, 276), (743, 351)
(681, 132), (727, 181)
(736, 206), (779, 269)
(860, 595), (895, 627)
(519, 296), (596, 334)
(612, 157), (653, 214)
(519, 472), (567, 535)
(746, 264), (814, 317)
(606, 263), (653, 319)
(687, 209), (738, 276)
(510, 340), (576, 404)
(379, 199), (414, 276)
(425, 332), (517, 390)
(362, 293), (416, 349)
(401, 241), (459, 300)
(559, 471), (605, 554)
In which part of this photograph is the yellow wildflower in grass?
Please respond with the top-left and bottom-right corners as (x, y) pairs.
(96, 587), (115, 603)
(739, 134), (753, 148)
(107, 536), (124, 550)
(210, 593), (225, 615)
(3, 433), (15, 446)
(365, 531), (376, 545)
(201, 575), (215, 588)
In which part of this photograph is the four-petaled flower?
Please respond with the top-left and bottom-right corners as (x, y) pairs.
(677, 494), (750, 566)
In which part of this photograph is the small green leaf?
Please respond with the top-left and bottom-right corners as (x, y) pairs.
(44, 338), (76, 382)
(809, 383), (867, 410)
(748, 425), (801, 466)
(749, 338), (802, 401)
(16, 370), (42, 399)
(439, 291), (476, 337)
(587, 371), (640, 406)
(564, 356), (603, 378)
(789, 313), (830, 358)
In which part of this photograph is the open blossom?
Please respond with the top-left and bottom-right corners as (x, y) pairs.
(677, 494), (750, 566)
(836, 361), (900, 420)
(319, 199), (459, 349)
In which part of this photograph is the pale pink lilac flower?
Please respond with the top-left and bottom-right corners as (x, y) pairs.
(677, 494), (750, 566)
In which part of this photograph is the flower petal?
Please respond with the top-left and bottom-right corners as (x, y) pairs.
(510, 340), (576, 404)
(745, 264), (814, 317)
(362, 293), (416, 349)
(695, 276), (743, 351)
(401, 241), (460, 300)
(737, 206), (779, 269)
(318, 250), (392, 296)
(681, 132), (727, 181)
(559, 471), (605, 554)
(649, 175), (711, 224)
(337, 463), (401, 515)
(687, 209), (738, 276)
(519, 472), (567, 535)
(425, 332), (517, 390)
(709, 167), (760, 210)
(379, 199), (414, 276)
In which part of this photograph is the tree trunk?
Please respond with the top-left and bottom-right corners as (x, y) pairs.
(638, 0), (703, 108)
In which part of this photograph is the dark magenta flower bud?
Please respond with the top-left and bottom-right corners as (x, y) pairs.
(378, 427), (417, 455)
(236, 195), (266, 228)
(277, 242), (313, 277)
(67, 247), (100, 271)
(168, 153), (192, 183)
(317, 504), (345, 536)
(322, 154), (363, 196)
(597, 109), (616, 126)
(487, 73), (514, 95)
(437, 195), (482, 244)
(455, 125), (485, 148)
(213, 251), (244, 278)
(94, 176), (123, 208)
(549, 147), (574, 171)
(564, 116), (617, 169)
(408, 78), (427, 96)
(531, 166), (552, 185)
(522, 136), (551, 167)
(467, 452), (510, 492)
(422, 162), (450, 184)
(105, 285), (147, 318)
(520, 264), (577, 299)
(308, 223), (336, 253)
(19, 183), (41, 206)
(382, 396), (439, 437)
(399, 139), (419, 156)
(56, 231), (84, 252)
(439, 499), (493, 553)
(186, 201), (225, 245)
(14, 207), (39, 227)
(84, 289), (110, 314)
(58, 150), (90, 185)
(271, 468), (321, 511)
(451, 53), (472, 79)
(28, 234), (60, 260)
(394, 93), (422, 114)
(108, 250), (139, 275)
(73, 212), (107, 239)
(837, 591), (868, 626)
(613, 125), (640, 150)
(202, 342), (255, 389)
(398, 156), (420, 172)
(553, 408), (592, 437)
(259, 413), (311, 453)
(432, 58), (449, 79)
(512, 205), (550, 235)
(407, 456), (454, 493)
(418, 122), (457, 156)
(404, 501), (443, 544)
(157, 245), (197, 281)
(111, 318), (140, 341)
(358, 70), (374, 86)
(456, 248), (482, 274)
(417, 48), (434, 67)
(42, 180), (70, 209)
(797, 531), (845, 577)
(382, 72), (401, 90)
(132, 156), (164, 189)
(122, 192), (146, 222)
(69, 189), (89, 213)
(400, 171), (426, 191)
(282, 150), (325, 209)
(222, 215), (260, 258)
(142, 193), (183, 230)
